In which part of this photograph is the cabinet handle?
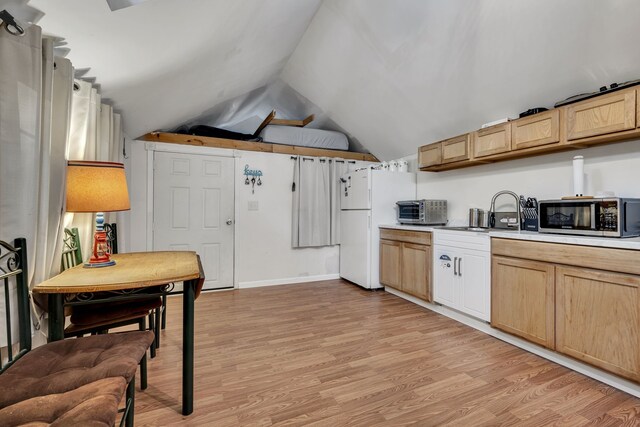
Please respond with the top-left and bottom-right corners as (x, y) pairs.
(458, 257), (462, 277)
(454, 257), (458, 276)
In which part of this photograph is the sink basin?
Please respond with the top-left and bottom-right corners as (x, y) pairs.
(437, 226), (521, 233)
(437, 226), (490, 233)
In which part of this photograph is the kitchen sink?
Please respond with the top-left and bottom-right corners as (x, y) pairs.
(437, 226), (490, 233)
(437, 226), (520, 233)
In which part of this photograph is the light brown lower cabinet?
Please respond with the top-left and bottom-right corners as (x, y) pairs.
(491, 256), (555, 349)
(556, 266), (640, 382)
(379, 229), (432, 302)
(380, 239), (402, 289)
(492, 238), (640, 383)
(401, 243), (431, 301)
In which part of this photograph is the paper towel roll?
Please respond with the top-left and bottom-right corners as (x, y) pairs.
(573, 155), (584, 196)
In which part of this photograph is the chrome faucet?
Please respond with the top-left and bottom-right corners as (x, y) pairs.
(490, 190), (521, 230)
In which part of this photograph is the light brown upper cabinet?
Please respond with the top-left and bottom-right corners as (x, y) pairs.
(441, 134), (471, 164)
(511, 110), (560, 150)
(418, 143), (442, 168)
(566, 89), (636, 141)
(473, 123), (511, 158)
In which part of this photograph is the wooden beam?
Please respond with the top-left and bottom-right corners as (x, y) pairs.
(140, 132), (379, 162)
(254, 109), (276, 136)
(271, 144), (378, 162)
(270, 114), (315, 127)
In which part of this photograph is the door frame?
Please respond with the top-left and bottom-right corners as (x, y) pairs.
(145, 142), (241, 289)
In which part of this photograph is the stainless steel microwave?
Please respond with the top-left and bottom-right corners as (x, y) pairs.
(538, 198), (640, 237)
(397, 200), (447, 225)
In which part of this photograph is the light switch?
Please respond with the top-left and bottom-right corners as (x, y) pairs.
(248, 200), (259, 211)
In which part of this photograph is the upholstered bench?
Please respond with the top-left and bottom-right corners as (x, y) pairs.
(0, 331), (154, 408)
(0, 238), (155, 427)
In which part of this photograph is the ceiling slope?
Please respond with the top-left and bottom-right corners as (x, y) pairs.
(281, 0), (640, 160)
(30, 0), (322, 138)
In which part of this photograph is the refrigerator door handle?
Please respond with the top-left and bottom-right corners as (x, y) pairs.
(368, 214), (371, 230)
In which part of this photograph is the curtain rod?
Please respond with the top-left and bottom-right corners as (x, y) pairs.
(290, 156), (356, 164)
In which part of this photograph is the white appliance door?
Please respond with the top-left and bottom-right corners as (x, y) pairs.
(339, 209), (371, 288)
(153, 151), (235, 290)
(459, 249), (491, 321)
(433, 246), (456, 307)
(341, 170), (371, 210)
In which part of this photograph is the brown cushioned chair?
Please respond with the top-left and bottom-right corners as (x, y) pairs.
(60, 227), (162, 363)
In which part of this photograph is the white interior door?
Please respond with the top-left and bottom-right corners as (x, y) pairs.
(153, 151), (234, 290)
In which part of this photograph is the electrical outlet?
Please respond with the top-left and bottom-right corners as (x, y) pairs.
(248, 200), (259, 211)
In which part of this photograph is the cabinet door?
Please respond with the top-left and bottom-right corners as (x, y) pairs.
(433, 248), (456, 307)
(491, 256), (555, 349)
(473, 123), (511, 158)
(442, 134), (470, 164)
(459, 249), (490, 322)
(418, 143), (442, 168)
(511, 110), (560, 150)
(566, 89), (636, 140)
(401, 243), (431, 301)
(556, 266), (640, 381)
(379, 239), (402, 289)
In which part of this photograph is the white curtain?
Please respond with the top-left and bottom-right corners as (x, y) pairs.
(65, 80), (124, 259)
(292, 157), (334, 248)
(0, 23), (43, 346)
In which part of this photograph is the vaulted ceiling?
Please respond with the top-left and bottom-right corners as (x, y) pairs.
(28, 0), (640, 160)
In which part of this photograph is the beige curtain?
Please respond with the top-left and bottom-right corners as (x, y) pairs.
(330, 160), (349, 245)
(0, 23), (43, 346)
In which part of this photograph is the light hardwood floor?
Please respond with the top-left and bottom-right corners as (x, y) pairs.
(133, 279), (640, 426)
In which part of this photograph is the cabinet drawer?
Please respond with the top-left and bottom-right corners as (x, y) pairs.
(418, 143), (442, 168)
(442, 134), (470, 164)
(566, 89), (636, 140)
(511, 110), (560, 150)
(491, 238), (640, 275)
(380, 228), (431, 245)
(473, 123), (511, 158)
(556, 266), (640, 381)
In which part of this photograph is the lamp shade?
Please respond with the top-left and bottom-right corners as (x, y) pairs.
(66, 160), (130, 213)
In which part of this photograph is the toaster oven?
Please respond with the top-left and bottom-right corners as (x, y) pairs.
(397, 200), (447, 225)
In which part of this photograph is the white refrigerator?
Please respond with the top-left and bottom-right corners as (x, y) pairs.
(339, 168), (416, 289)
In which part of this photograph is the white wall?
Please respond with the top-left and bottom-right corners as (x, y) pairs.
(416, 139), (640, 223)
(126, 140), (367, 288)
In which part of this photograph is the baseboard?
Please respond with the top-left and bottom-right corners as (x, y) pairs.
(384, 286), (640, 398)
(238, 274), (340, 289)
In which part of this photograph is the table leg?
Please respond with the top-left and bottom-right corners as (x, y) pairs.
(47, 294), (64, 342)
(182, 279), (195, 415)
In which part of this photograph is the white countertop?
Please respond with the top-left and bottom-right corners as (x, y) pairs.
(379, 224), (640, 250)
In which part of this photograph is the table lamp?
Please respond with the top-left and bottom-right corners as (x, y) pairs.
(65, 160), (130, 267)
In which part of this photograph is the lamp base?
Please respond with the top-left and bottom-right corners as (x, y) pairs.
(84, 260), (116, 268)
(84, 212), (115, 268)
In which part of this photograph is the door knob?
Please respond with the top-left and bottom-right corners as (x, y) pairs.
(226, 219), (233, 225)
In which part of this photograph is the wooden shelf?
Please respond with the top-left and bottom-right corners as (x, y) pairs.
(140, 132), (379, 162)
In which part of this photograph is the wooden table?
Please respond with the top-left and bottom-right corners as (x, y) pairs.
(32, 251), (204, 415)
